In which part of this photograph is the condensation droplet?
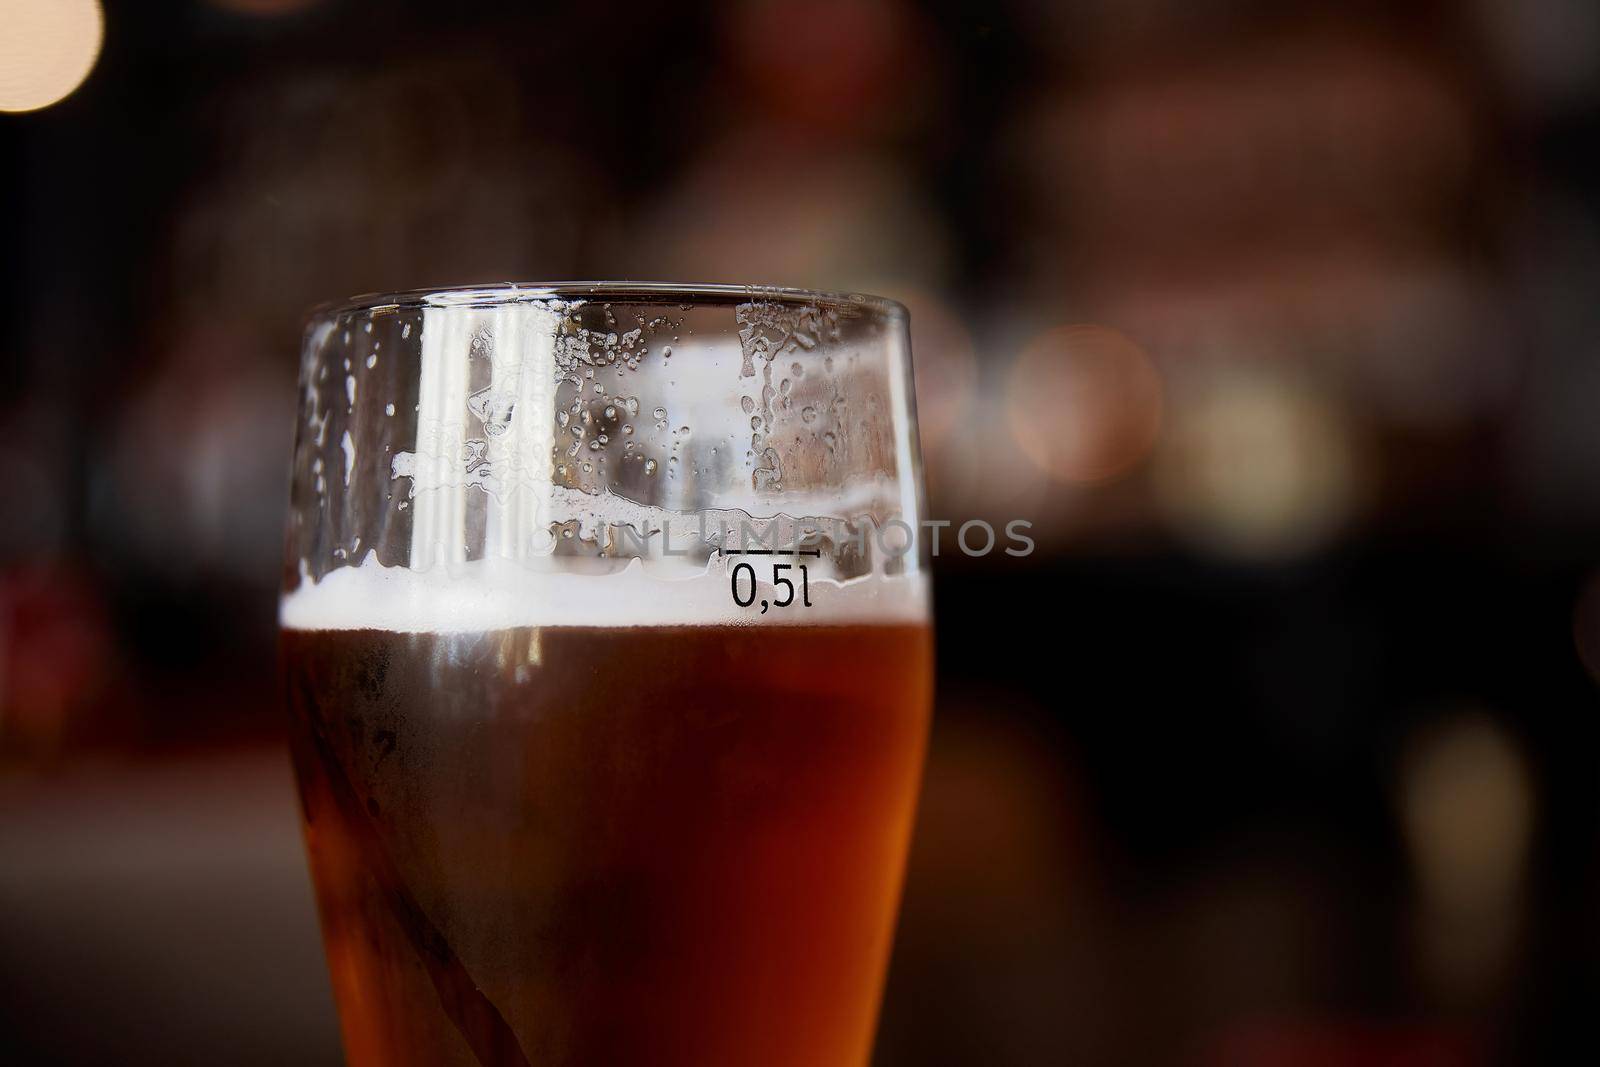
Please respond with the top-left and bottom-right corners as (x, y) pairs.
(644, 458), (658, 475)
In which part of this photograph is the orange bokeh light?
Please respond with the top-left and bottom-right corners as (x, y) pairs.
(1006, 325), (1163, 485)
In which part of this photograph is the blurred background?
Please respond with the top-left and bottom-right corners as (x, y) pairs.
(4, 0), (1600, 1063)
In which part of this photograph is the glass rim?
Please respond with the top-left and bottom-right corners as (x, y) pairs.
(308, 281), (909, 320)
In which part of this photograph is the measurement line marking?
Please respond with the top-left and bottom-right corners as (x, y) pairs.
(717, 547), (824, 557)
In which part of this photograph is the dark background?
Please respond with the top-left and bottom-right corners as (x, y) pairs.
(5, 0), (1600, 1063)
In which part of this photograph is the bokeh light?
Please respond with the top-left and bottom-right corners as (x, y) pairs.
(1005, 325), (1162, 486)
(1399, 712), (1533, 1004)
(1154, 365), (1358, 561)
(0, 0), (103, 113)
(1401, 713), (1533, 917)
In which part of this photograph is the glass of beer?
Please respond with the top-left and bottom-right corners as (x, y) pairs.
(279, 284), (932, 1066)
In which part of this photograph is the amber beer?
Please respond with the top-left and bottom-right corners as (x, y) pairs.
(282, 619), (931, 1067)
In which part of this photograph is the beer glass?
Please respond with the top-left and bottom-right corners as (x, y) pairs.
(279, 284), (932, 1066)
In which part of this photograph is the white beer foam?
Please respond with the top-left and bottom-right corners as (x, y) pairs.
(279, 552), (928, 632)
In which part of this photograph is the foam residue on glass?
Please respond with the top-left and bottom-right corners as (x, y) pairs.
(282, 291), (926, 631)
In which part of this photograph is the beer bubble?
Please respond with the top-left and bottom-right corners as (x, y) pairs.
(644, 458), (658, 475)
